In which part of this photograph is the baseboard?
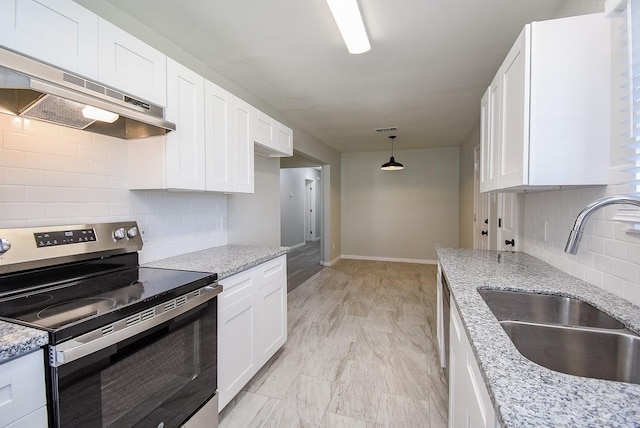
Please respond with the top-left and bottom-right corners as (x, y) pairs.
(321, 255), (341, 266)
(340, 254), (437, 265)
(289, 242), (306, 250)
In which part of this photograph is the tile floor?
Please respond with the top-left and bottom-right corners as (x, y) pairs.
(219, 259), (448, 427)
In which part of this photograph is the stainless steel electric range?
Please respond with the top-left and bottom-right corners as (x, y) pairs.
(0, 221), (221, 428)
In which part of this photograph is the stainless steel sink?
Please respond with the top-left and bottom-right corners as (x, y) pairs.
(478, 289), (624, 329)
(478, 289), (640, 385)
(501, 321), (640, 384)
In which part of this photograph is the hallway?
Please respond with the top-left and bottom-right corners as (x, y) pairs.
(286, 240), (324, 292)
(219, 259), (447, 427)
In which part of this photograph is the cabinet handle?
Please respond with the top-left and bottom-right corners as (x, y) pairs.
(484, 219), (488, 224)
(505, 239), (515, 246)
(481, 231), (488, 236)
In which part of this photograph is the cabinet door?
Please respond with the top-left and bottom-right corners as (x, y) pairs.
(232, 99), (255, 193)
(449, 303), (497, 428)
(165, 59), (205, 190)
(0, 0), (98, 78)
(254, 110), (275, 150)
(276, 122), (293, 157)
(0, 350), (46, 427)
(257, 257), (287, 365)
(479, 87), (491, 193)
(498, 25), (530, 190)
(205, 80), (233, 192)
(218, 293), (256, 410)
(97, 18), (167, 106)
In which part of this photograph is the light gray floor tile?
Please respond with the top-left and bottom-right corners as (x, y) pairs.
(221, 260), (448, 427)
(328, 360), (386, 422)
(319, 412), (375, 428)
(375, 392), (431, 428)
(243, 347), (312, 399)
(259, 375), (333, 428)
(219, 391), (279, 428)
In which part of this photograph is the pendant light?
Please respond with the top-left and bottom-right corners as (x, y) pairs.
(381, 135), (404, 171)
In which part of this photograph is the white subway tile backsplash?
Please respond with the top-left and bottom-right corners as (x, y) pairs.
(613, 259), (639, 283)
(26, 186), (63, 202)
(0, 185), (25, 202)
(4, 168), (46, 185)
(0, 114), (228, 263)
(524, 185), (640, 306)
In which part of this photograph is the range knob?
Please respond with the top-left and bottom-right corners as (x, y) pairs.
(113, 228), (126, 240)
(127, 227), (138, 239)
(0, 238), (11, 254)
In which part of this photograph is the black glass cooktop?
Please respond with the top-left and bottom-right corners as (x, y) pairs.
(0, 266), (217, 344)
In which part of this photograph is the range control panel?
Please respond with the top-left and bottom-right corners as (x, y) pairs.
(0, 221), (143, 275)
(34, 229), (96, 248)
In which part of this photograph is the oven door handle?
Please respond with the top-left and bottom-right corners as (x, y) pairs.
(49, 284), (221, 367)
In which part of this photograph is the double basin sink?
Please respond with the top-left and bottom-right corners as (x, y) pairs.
(478, 289), (640, 385)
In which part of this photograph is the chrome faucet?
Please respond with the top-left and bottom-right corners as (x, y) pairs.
(565, 195), (640, 254)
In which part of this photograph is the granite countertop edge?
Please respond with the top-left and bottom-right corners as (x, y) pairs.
(142, 244), (290, 279)
(0, 322), (48, 363)
(436, 247), (640, 428)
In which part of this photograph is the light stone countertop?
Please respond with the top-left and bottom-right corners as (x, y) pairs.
(143, 244), (289, 279)
(436, 248), (640, 428)
(0, 322), (48, 363)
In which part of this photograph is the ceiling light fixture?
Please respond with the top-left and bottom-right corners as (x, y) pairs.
(381, 135), (404, 171)
(326, 0), (371, 54)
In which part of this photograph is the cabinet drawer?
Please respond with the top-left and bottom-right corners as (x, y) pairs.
(0, 350), (46, 428)
(261, 256), (285, 286)
(218, 270), (255, 309)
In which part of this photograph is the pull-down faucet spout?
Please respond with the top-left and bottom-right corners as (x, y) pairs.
(565, 195), (640, 255)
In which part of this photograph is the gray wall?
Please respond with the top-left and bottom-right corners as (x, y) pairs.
(341, 147), (459, 262)
(227, 155), (281, 246)
(280, 168), (322, 247)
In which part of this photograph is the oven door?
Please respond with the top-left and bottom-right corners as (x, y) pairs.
(48, 293), (218, 428)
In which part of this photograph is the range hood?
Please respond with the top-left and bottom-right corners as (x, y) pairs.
(0, 46), (175, 139)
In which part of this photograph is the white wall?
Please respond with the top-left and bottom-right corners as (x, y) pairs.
(0, 114), (228, 264)
(280, 167), (322, 247)
(341, 147), (459, 263)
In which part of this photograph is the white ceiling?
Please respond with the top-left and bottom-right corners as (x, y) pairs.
(79, 0), (574, 154)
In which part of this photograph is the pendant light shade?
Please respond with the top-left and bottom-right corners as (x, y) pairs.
(381, 135), (404, 170)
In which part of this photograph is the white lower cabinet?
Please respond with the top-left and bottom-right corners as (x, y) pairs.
(217, 256), (287, 411)
(0, 350), (47, 428)
(449, 302), (497, 428)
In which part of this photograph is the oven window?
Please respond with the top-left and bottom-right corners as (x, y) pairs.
(53, 299), (217, 428)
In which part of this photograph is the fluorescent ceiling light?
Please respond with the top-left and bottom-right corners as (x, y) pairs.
(82, 105), (119, 123)
(326, 0), (370, 54)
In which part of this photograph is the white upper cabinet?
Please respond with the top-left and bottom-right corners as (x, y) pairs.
(254, 110), (293, 157)
(0, 0), (98, 78)
(97, 18), (167, 106)
(205, 82), (255, 193)
(165, 58), (206, 190)
(232, 98), (255, 193)
(129, 61), (254, 193)
(481, 13), (611, 192)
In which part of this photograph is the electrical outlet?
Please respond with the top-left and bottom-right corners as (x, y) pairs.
(221, 216), (228, 231)
(543, 221), (548, 242)
(139, 224), (148, 242)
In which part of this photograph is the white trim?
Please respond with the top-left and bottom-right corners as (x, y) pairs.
(322, 256), (341, 266)
(340, 254), (437, 265)
(289, 241), (306, 250)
